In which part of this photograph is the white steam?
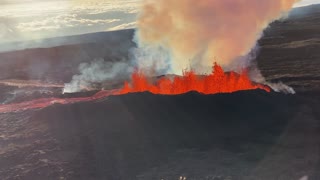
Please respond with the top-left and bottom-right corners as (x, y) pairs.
(63, 58), (131, 93)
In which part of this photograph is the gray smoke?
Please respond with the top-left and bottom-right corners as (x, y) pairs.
(236, 45), (296, 94)
(248, 60), (296, 94)
(63, 58), (131, 93)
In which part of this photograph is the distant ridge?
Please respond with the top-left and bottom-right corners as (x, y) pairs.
(0, 29), (135, 53)
(290, 3), (320, 18)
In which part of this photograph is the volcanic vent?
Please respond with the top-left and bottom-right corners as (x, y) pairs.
(0, 62), (270, 113)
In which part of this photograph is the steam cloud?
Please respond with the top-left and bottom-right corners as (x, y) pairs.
(136, 0), (300, 73)
(63, 58), (131, 93)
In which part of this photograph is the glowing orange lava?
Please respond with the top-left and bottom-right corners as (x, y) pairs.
(118, 63), (271, 95)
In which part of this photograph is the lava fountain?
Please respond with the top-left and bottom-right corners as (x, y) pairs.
(118, 63), (270, 95)
(0, 63), (270, 114)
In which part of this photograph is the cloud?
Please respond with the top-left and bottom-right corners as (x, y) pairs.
(0, 0), (140, 43)
(71, 0), (141, 14)
(16, 14), (120, 32)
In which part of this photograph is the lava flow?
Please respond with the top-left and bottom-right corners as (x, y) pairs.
(0, 90), (117, 113)
(118, 63), (271, 95)
(0, 63), (270, 113)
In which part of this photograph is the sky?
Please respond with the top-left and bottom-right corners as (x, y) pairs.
(0, 0), (319, 43)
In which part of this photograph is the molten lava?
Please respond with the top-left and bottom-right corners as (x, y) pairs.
(118, 63), (270, 95)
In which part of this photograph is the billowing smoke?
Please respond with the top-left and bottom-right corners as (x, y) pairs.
(136, 0), (300, 73)
(63, 58), (131, 93)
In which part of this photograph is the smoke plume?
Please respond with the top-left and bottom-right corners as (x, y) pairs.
(64, 0), (299, 93)
(136, 0), (300, 73)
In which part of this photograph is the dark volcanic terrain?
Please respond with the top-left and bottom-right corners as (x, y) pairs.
(0, 4), (319, 180)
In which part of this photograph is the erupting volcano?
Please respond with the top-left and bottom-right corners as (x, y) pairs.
(118, 63), (270, 95)
(2, 0), (319, 179)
